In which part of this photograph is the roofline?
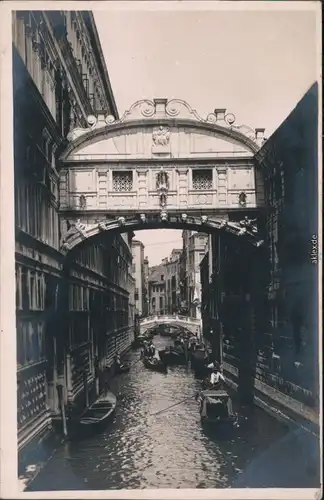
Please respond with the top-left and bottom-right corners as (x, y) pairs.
(81, 12), (119, 119)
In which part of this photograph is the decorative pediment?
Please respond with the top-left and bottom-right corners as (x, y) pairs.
(64, 99), (265, 160)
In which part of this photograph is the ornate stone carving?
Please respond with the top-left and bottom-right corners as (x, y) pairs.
(152, 126), (170, 147)
(239, 216), (258, 233)
(197, 194), (207, 205)
(59, 215), (264, 254)
(238, 191), (247, 206)
(117, 216), (126, 226)
(79, 195), (86, 209)
(65, 99), (263, 154)
(86, 115), (98, 128)
(60, 219), (87, 248)
(160, 211), (168, 222)
(156, 170), (169, 208)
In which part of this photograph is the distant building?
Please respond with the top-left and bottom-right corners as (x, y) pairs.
(147, 264), (167, 315)
(165, 249), (182, 314)
(143, 256), (149, 316)
(182, 230), (208, 319)
(131, 239), (145, 316)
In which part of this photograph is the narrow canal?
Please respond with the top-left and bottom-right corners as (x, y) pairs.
(27, 336), (319, 491)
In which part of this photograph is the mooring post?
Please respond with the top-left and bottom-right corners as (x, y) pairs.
(184, 340), (189, 364)
(56, 384), (68, 438)
(83, 371), (89, 407)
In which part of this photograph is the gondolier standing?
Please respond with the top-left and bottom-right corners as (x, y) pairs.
(148, 340), (156, 357)
(207, 361), (225, 388)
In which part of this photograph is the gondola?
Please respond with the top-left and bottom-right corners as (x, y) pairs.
(158, 348), (168, 361)
(168, 350), (187, 365)
(168, 339), (187, 365)
(196, 389), (236, 426)
(143, 357), (167, 373)
(74, 391), (117, 436)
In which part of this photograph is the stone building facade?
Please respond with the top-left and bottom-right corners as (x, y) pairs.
(165, 249), (182, 314)
(12, 10), (134, 462)
(200, 83), (319, 426)
(131, 239), (146, 317)
(182, 231), (208, 319)
(255, 82), (319, 410)
(147, 264), (167, 316)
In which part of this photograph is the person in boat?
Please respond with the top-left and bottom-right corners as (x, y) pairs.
(143, 341), (151, 358)
(148, 341), (156, 357)
(209, 363), (225, 388)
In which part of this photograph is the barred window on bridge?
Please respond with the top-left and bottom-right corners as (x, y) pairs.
(192, 169), (213, 190)
(112, 171), (133, 192)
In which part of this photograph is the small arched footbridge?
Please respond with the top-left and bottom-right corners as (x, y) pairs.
(139, 315), (201, 336)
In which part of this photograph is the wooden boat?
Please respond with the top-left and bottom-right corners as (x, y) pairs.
(143, 357), (167, 373)
(76, 391), (117, 435)
(196, 389), (235, 425)
(165, 339), (186, 365)
(158, 349), (169, 361)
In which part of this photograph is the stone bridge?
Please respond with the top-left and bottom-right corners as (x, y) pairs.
(58, 98), (265, 254)
(139, 315), (201, 336)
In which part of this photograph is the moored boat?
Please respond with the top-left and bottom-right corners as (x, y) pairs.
(73, 391), (117, 437)
(143, 357), (167, 373)
(196, 389), (236, 426)
(167, 339), (187, 365)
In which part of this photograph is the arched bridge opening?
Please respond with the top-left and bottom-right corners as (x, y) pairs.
(60, 213), (264, 255)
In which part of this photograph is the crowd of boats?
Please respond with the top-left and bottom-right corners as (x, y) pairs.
(67, 327), (236, 439)
(136, 328), (236, 427)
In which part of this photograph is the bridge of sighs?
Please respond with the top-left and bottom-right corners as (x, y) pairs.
(56, 98), (268, 405)
(58, 98), (266, 251)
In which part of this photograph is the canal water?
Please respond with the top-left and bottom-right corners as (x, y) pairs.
(27, 336), (320, 491)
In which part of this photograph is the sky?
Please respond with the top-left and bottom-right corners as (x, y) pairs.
(93, 3), (319, 266)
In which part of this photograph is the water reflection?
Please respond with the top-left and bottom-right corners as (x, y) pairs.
(28, 336), (318, 490)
